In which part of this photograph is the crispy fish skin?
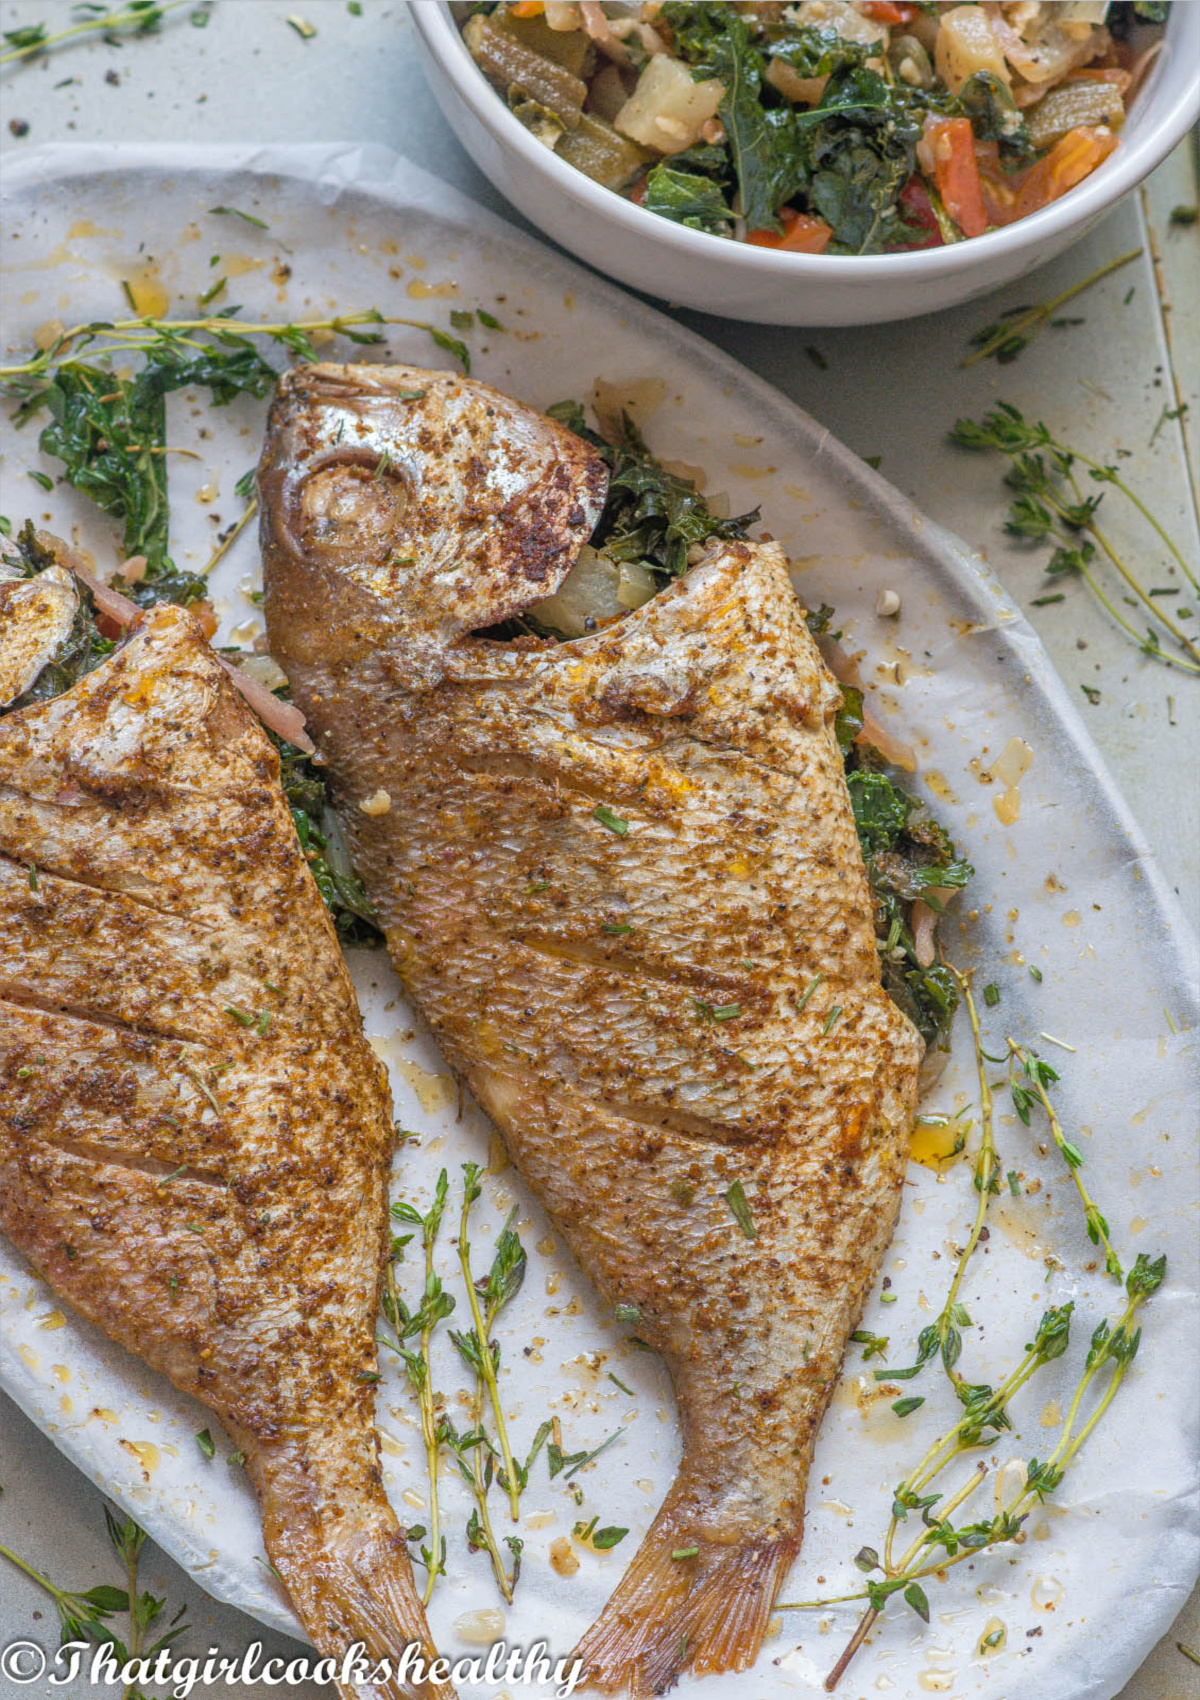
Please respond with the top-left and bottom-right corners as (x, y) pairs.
(0, 599), (449, 1700)
(260, 366), (922, 1696)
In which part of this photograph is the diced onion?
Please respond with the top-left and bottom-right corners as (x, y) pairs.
(219, 658), (315, 754)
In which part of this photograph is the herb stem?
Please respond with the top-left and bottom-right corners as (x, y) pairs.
(465, 1364), (514, 1602)
(0, 311), (461, 383)
(0, 1541), (61, 1600)
(963, 250), (1140, 368)
(1006, 1038), (1122, 1280)
(458, 1183), (521, 1523)
(378, 1174), (453, 1602)
(122, 1536), (143, 1700)
(1068, 450), (1199, 595)
(0, 0), (192, 65)
(415, 1189), (450, 1607)
(823, 1608), (879, 1692)
(1070, 547), (1199, 674)
(936, 967), (997, 1378)
(1060, 470), (1200, 664)
(203, 496), (258, 578)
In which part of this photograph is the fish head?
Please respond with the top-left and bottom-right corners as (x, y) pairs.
(257, 364), (608, 680)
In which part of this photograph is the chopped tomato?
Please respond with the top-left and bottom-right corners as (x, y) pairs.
(1011, 126), (1118, 222)
(746, 207), (833, 254)
(627, 176), (648, 206)
(95, 611), (126, 642)
(895, 175), (943, 249)
(859, 1), (917, 21)
(922, 116), (989, 240)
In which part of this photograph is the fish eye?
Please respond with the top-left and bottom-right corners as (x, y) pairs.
(293, 457), (409, 564)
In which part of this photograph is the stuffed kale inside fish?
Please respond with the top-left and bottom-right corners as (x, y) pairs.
(259, 365), (924, 1696)
(0, 554), (449, 1700)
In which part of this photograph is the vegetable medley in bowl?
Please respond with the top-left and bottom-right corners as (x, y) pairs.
(460, 1), (1169, 255)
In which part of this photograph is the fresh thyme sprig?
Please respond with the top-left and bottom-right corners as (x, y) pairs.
(963, 249), (1140, 367)
(443, 1168), (528, 1601)
(778, 1254), (1165, 1690)
(952, 403), (1200, 672)
(1007, 1040), (1122, 1280)
(870, 968), (996, 1392)
(0, 0), (198, 66)
(775, 957), (1165, 1689)
(379, 1172), (456, 1602)
(0, 309), (468, 389)
(453, 1167), (525, 1522)
(925, 968), (997, 1381)
(0, 1504), (189, 1697)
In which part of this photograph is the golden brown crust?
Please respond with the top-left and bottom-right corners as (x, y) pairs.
(260, 368), (922, 1696)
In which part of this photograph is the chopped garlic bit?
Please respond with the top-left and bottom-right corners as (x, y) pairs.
(875, 588), (901, 618)
(359, 789), (392, 817)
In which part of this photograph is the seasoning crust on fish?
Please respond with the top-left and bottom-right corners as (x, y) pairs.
(0, 594), (448, 1700)
(260, 365), (923, 1696)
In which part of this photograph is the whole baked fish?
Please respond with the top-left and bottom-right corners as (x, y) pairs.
(260, 365), (923, 1696)
(0, 580), (448, 1700)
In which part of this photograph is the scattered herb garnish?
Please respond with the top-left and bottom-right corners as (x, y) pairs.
(592, 804), (629, 837)
(443, 1166), (527, 1599)
(723, 1178), (757, 1241)
(1, 0), (195, 65)
(0, 1503), (189, 1676)
(1007, 1039), (1121, 1278)
(780, 1255), (1165, 1689)
(851, 1329), (889, 1363)
(587, 1524), (628, 1551)
(208, 204), (270, 232)
(952, 403), (1200, 673)
(380, 1171), (455, 1602)
(548, 1424), (626, 1482)
(964, 250), (1140, 367)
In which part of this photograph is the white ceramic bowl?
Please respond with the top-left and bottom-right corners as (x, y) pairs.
(412, 1), (1200, 326)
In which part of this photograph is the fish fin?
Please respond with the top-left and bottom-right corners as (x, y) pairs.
(253, 1445), (455, 1700)
(572, 1520), (798, 1697)
(267, 1520), (456, 1700)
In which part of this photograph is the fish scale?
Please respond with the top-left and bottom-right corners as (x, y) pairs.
(261, 364), (922, 1697)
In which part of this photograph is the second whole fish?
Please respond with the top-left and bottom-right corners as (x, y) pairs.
(258, 363), (923, 1696)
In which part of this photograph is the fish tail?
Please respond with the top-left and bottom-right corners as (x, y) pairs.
(572, 1515), (798, 1697)
(252, 1445), (455, 1700)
